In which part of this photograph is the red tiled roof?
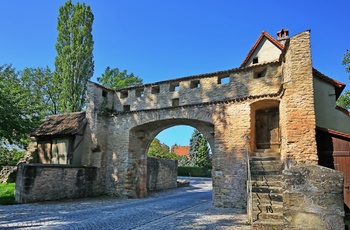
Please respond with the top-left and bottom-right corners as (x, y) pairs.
(240, 31), (284, 68)
(172, 146), (190, 157)
(316, 126), (350, 139)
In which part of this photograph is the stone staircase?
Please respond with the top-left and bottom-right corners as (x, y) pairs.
(248, 152), (284, 230)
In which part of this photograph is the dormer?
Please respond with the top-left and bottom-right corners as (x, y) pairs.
(240, 30), (285, 68)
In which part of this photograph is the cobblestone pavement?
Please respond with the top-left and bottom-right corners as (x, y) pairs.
(0, 177), (250, 229)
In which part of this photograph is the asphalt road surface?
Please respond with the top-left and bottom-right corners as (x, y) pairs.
(0, 177), (250, 229)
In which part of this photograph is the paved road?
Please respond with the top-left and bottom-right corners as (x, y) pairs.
(0, 177), (250, 229)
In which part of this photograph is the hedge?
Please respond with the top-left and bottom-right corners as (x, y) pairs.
(178, 166), (212, 177)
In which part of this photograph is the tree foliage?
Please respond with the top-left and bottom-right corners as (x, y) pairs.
(97, 67), (143, 89)
(0, 65), (44, 145)
(337, 49), (350, 109)
(0, 146), (24, 168)
(54, 0), (94, 113)
(188, 129), (211, 167)
(147, 138), (181, 160)
(197, 137), (211, 167)
(188, 129), (202, 166)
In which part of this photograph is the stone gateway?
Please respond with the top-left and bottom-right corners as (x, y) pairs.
(15, 29), (350, 229)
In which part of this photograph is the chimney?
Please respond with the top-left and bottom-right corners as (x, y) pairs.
(277, 28), (289, 45)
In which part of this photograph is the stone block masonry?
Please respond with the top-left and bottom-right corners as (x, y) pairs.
(147, 157), (177, 191)
(15, 164), (103, 203)
(283, 165), (345, 229)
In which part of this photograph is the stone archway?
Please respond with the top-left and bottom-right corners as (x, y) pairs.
(128, 119), (215, 198)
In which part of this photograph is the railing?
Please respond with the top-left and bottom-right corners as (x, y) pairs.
(246, 148), (253, 224)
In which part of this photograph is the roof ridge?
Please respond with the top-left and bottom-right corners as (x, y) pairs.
(240, 31), (284, 68)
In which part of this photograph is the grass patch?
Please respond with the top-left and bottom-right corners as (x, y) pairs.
(0, 183), (17, 205)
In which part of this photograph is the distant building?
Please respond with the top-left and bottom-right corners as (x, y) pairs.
(172, 145), (190, 158)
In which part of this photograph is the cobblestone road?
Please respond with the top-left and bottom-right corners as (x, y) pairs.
(0, 177), (250, 229)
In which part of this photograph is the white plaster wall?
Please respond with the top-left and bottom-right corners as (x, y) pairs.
(313, 77), (350, 134)
(245, 37), (282, 66)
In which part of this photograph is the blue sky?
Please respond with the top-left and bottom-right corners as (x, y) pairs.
(1, 1), (349, 147)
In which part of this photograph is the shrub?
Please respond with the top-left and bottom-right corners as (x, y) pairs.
(178, 166), (212, 177)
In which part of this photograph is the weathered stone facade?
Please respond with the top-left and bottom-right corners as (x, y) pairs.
(15, 164), (102, 203)
(77, 31), (323, 209)
(147, 157), (177, 191)
(283, 165), (344, 229)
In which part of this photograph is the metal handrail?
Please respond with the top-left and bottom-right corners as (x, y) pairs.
(246, 148), (253, 224)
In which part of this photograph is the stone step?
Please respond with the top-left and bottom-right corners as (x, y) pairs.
(251, 170), (282, 176)
(250, 180), (283, 187)
(254, 212), (284, 221)
(251, 174), (282, 181)
(252, 186), (283, 194)
(250, 156), (280, 161)
(251, 220), (284, 230)
(252, 203), (283, 213)
(250, 164), (283, 171)
(252, 193), (283, 202)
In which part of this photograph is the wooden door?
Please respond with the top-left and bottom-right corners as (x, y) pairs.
(333, 137), (350, 209)
(255, 108), (280, 151)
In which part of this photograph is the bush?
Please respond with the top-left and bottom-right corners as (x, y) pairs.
(0, 183), (17, 205)
(178, 166), (212, 177)
(0, 146), (24, 169)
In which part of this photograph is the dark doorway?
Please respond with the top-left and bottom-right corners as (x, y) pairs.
(255, 107), (280, 152)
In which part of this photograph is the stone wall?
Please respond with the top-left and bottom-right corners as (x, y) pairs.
(283, 165), (344, 229)
(15, 164), (103, 203)
(147, 157), (177, 191)
(280, 30), (318, 167)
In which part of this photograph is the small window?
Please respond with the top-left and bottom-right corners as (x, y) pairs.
(190, 80), (200, 89)
(135, 89), (144, 97)
(151, 85), (160, 94)
(120, 90), (128, 99)
(123, 105), (130, 112)
(169, 82), (180, 92)
(253, 68), (266, 79)
(102, 90), (108, 97)
(253, 57), (259, 64)
(218, 76), (230, 84)
(172, 98), (179, 106)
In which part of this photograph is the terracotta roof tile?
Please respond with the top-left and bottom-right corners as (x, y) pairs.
(316, 126), (350, 139)
(172, 146), (190, 157)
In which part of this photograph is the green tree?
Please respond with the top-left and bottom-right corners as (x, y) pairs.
(337, 49), (350, 109)
(0, 146), (24, 168)
(97, 67), (143, 89)
(197, 137), (211, 167)
(189, 129), (202, 166)
(54, 0), (94, 113)
(148, 138), (181, 160)
(0, 64), (42, 145)
(21, 67), (59, 116)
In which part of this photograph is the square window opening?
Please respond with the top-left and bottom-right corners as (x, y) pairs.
(136, 89), (145, 97)
(170, 82), (180, 92)
(151, 85), (160, 94)
(172, 98), (179, 107)
(102, 90), (108, 97)
(253, 68), (266, 79)
(120, 90), (128, 99)
(218, 76), (230, 84)
(253, 57), (259, 64)
(190, 80), (201, 89)
(123, 105), (130, 112)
